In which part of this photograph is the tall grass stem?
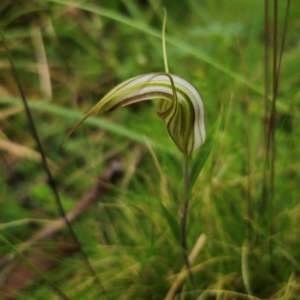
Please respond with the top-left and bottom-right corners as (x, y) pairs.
(162, 8), (169, 73)
(0, 26), (106, 295)
(180, 154), (196, 287)
(0, 235), (71, 300)
(235, 34), (252, 243)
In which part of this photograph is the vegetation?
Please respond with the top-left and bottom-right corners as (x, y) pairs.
(0, 0), (299, 299)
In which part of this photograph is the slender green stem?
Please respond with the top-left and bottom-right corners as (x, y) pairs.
(161, 9), (195, 286)
(180, 154), (196, 287)
(162, 8), (169, 74)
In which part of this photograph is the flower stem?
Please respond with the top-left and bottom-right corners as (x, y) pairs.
(180, 154), (196, 287)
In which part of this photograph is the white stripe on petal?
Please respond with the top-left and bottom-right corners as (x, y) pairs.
(66, 73), (205, 155)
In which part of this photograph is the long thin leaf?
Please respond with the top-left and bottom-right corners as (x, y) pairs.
(47, 0), (288, 112)
(0, 235), (71, 300)
(0, 96), (177, 156)
(189, 109), (222, 193)
(160, 202), (180, 245)
(0, 26), (105, 295)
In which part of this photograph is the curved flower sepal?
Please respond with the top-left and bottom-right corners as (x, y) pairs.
(66, 73), (205, 155)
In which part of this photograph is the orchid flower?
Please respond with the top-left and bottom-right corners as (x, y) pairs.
(67, 72), (205, 155)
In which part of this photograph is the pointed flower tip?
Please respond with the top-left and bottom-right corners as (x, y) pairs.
(67, 73), (205, 155)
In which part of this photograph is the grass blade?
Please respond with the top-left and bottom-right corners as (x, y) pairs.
(0, 96), (177, 156)
(189, 109), (222, 194)
(0, 235), (71, 300)
(0, 27), (105, 295)
(160, 202), (180, 245)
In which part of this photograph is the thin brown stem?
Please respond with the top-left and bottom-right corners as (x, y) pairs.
(270, 6), (290, 235)
(269, 0), (291, 256)
(0, 27), (105, 295)
(180, 155), (196, 287)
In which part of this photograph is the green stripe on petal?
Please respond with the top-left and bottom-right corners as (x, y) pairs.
(66, 73), (205, 155)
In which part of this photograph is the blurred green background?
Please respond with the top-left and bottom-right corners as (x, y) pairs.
(0, 0), (300, 299)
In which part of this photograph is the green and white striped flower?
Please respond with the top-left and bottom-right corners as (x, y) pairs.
(67, 72), (205, 155)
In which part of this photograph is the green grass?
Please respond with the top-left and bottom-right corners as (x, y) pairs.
(1, 0), (300, 299)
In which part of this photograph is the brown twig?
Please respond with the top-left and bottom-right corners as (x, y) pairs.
(0, 161), (122, 270)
